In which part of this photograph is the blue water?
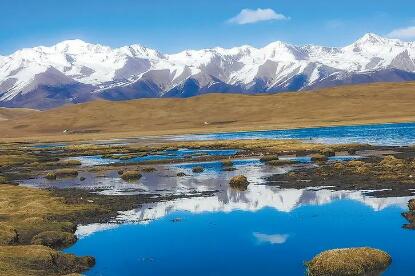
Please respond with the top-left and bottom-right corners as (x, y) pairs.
(75, 148), (238, 166)
(170, 122), (415, 146)
(67, 199), (415, 276)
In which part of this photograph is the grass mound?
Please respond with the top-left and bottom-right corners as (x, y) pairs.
(192, 166), (204, 173)
(46, 169), (79, 180)
(142, 167), (157, 173)
(222, 160), (233, 167)
(306, 247), (391, 276)
(310, 154), (328, 162)
(120, 171), (142, 181)
(229, 175), (249, 191)
(0, 224), (18, 245)
(0, 245), (95, 276)
(265, 159), (296, 166)
(31, 231), (77, 249)
(259, 155), (279, 163)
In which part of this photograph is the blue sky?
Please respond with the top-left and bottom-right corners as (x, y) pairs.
(1, 0), (415, 55)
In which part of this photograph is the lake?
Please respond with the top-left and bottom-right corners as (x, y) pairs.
(169, 122), (415, 146)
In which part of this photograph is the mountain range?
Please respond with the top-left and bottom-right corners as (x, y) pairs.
(1, 33), (415, 109)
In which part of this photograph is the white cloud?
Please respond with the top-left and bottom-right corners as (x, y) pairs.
(228, 8), (289, 25)
(387, 26), (415, 40)
(253, 232), (289, 245)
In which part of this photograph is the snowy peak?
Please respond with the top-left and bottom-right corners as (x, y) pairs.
(1, 34), (415, 109)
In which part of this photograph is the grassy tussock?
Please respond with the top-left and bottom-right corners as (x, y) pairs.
(306, 247), (391, 276)
(120, 171), (142, 181)
(259, 155), (279, 163)
(310, 154), (328, 162)
(31, 231), (77, 249)
(0, 185), (99, 275)
(192, 166), (204, 173)
(229, 175), (249, 191)
(0, 245), (94, 276)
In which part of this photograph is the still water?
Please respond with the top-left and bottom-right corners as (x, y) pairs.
(169, 122), (415, 146)
(67, 189), (414, 276)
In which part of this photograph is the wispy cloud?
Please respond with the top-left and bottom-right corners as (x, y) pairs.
(387, 26), (415, 40)
(228, 8), (289, 25)
(253, 232), (289, 245)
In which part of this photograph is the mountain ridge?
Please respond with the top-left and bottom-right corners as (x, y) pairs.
(1, 33), (415, 109)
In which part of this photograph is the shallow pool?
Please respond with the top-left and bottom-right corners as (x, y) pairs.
(66, 188), (414, 276)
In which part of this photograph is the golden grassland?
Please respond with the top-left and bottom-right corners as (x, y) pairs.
(1, 81), (415, 142)
(0, 107), (38, 121)
(0, 185), (97, 275)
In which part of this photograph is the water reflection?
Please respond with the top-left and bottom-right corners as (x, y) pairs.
(77, 185), (412, 238)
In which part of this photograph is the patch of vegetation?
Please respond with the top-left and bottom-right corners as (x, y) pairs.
(222, 160), (233, 167)
(259, 155), (279, 163)
(265, 159), (296, 166)
(320, 148), (335, 157)
(46, 169), (78, 179)
(306, 247), (391, 276)
(310, 154), (328, 162)
(192, 166), (204, 173)
(31, 231), (77, 249)
(142, 167), (157, 173)
(120, 171), (142, 181)
(0, 245), (95, 276)
(229, 175), (249, 191)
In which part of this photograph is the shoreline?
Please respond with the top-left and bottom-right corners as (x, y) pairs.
(1, 138), (415, 275)
(1, 118), (415, 143)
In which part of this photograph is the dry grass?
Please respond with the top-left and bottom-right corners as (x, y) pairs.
(0, 185), (99, 275)
(229, 175), (250, 191)
(306, 247), (391, 276)
(2, 81), (415, 141)
(0, 245), (94, 276)
(120, 171), (142, 181)
(192, 166), (204, 173)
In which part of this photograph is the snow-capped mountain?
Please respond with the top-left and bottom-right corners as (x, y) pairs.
(1, 33), (415, 109)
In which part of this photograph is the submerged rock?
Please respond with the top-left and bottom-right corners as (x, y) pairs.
(306, 247), (391, 276)
(176, 172), (187, 177)
(229, 175), (249, 191)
